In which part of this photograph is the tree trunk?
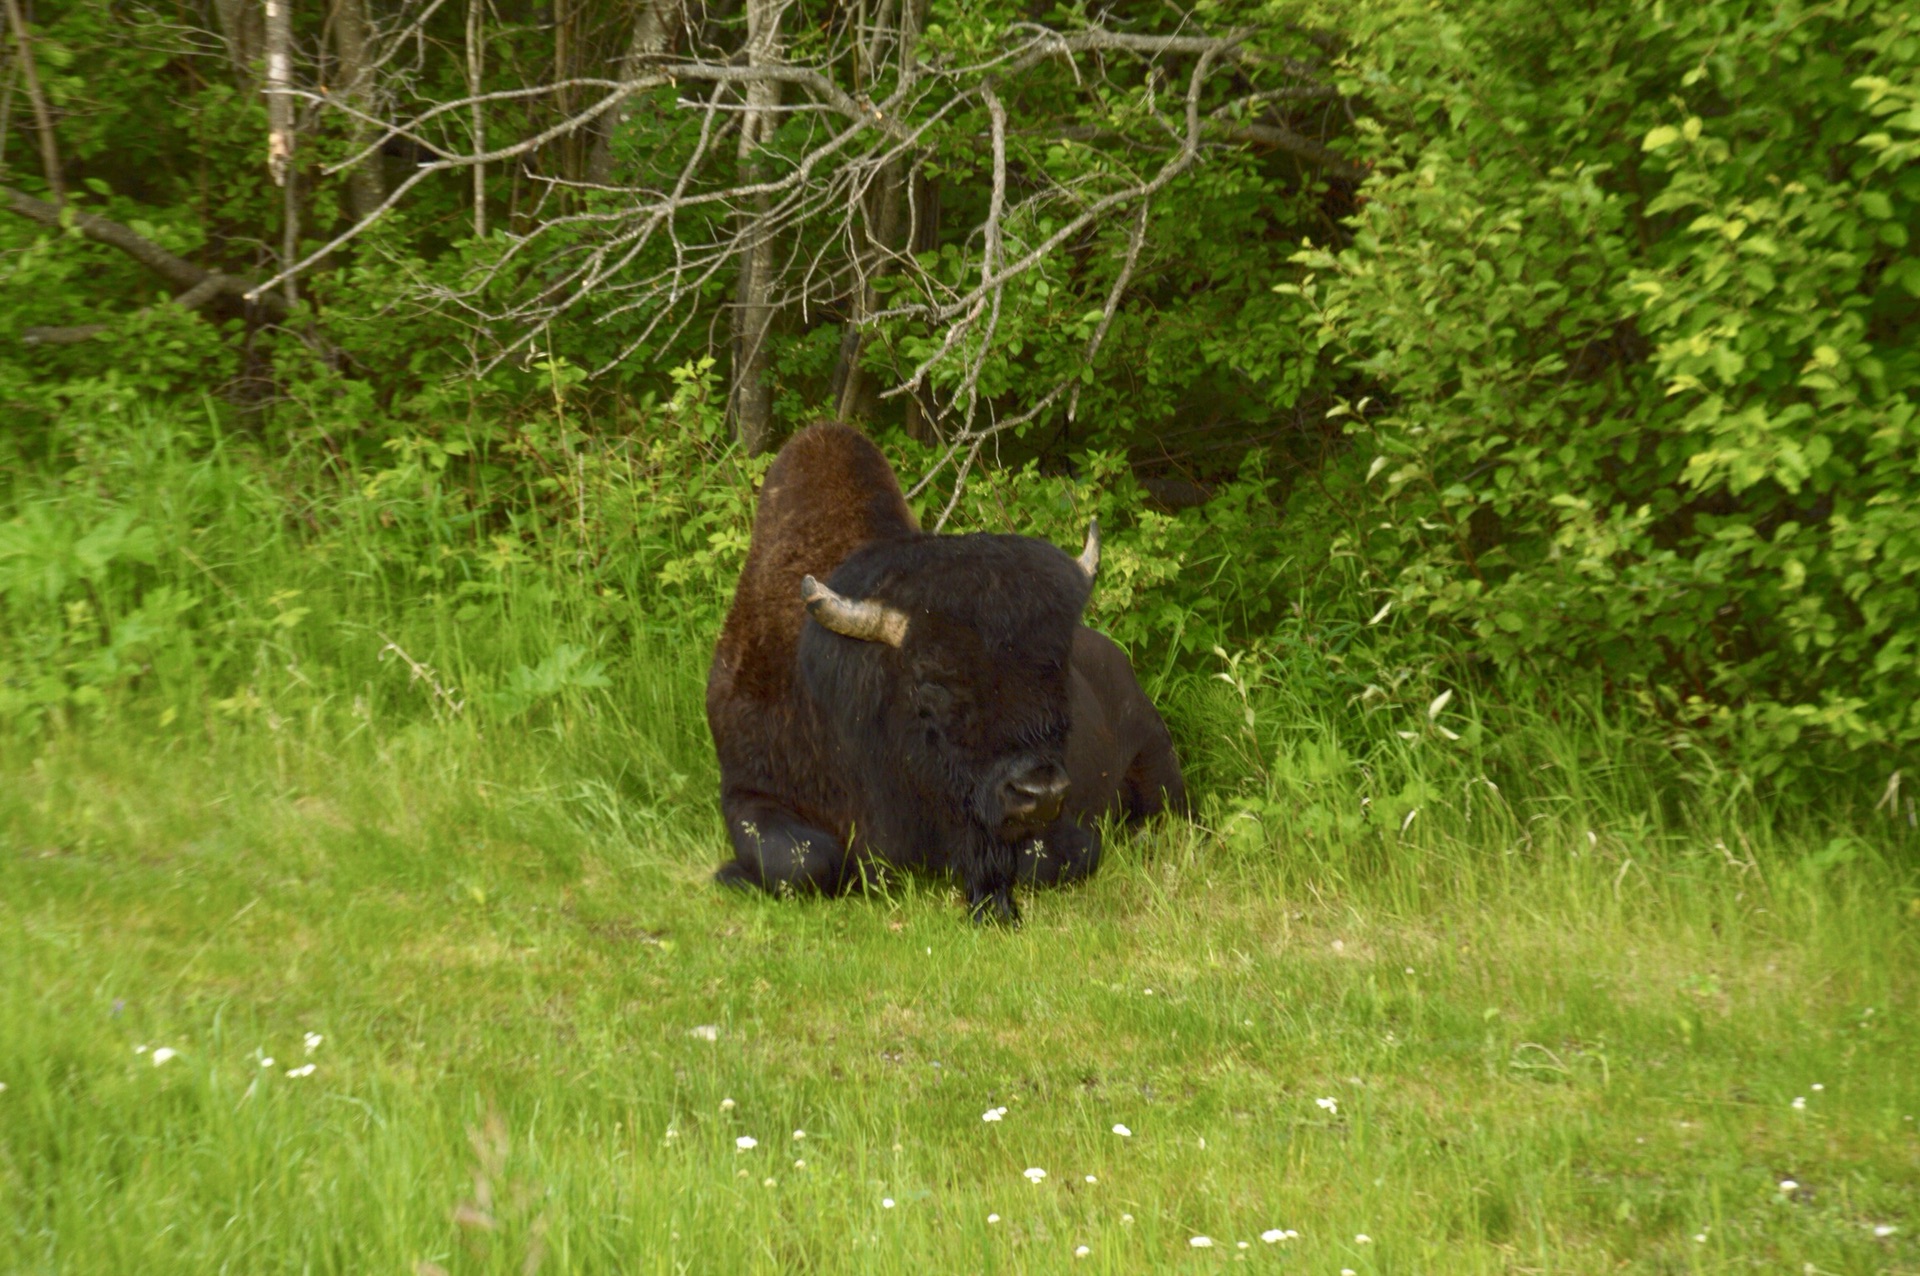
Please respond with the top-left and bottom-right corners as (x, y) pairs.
(330, 0), (384, 222)
(727, 0), (782, 454)
(467, 0), (486, 236)
(264, 0), (293, 188)
(212, 0), (265, 90)
(586, 0), (683, 186)
(3, 0), (64, 204)
(826, 0), (933, 434)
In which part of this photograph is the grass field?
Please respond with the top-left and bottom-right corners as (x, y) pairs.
(1, 419), (1916, 1271)
(3, 638), (1916, 1274)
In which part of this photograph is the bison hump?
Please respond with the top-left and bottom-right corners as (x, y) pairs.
(712, 425), (918, 703)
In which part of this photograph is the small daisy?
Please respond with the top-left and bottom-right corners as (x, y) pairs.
(762, 1177), (776, 1187)
(736, 1136), (758, 1151)
(1085, 1175), (1097, 1184)
(688, 1025), (719, 1042)
(1811, 1083), (1824, 1092)
(302, 1032), (323, 1055)
(1189, 1236), (1214, 1248)
(285, 1063), (315, 1078)
(882, 1198), (895, 1209)
(1121, 1214), (1134, 1226)
(982, 1107), (1007, 1122)
(793, 1129), (806, 1140)
(1112, 1123), (1132, 1137)
(1074, 1246), (1090, 1258)
(1791, 1096), (1806, 1110)
(151, 1048), (178, 1067)
(720, 1097), (736, 1110)
(987, 1214), (1001, 1224)
(793, 1160), (806, 1169)
(259, 1057), (275, 1068)
(1260, 1230), (1286, 1244)
(1355, 1233), (1372, 1244)
(1316, 1096), (1338, 1115)
(1693, 1233), (1707, 1243)
(1024, 1167), (1047, 1183)
(1779, 1179), (1798, 1193)
(1237, 1241), (1250, 1250)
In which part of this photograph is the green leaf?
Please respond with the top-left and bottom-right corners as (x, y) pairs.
(1641, 125), (1681, 152)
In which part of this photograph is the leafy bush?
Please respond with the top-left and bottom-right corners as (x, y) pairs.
(1284, 0), (1920, 777)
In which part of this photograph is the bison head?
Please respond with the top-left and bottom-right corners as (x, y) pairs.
(797, 523), (1099, 924)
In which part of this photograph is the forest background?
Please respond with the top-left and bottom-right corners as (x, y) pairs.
(1, 0), (1917, 792)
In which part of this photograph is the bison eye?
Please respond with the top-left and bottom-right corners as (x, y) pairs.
(914, 682), (953, 720)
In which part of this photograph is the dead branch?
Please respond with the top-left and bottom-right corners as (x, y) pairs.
(2, 185), (288, 332)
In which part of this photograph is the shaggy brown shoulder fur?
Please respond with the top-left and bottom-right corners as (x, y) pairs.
(708, 424), (918, 708)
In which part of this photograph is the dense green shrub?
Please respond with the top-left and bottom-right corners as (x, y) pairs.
(1284, 0), (1920, 776)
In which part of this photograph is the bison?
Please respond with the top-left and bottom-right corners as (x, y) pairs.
(707, 424), (1185, 923)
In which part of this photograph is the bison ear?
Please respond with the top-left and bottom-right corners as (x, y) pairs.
(801, 575), (910, 647)
(1076, 518), (1100, 583)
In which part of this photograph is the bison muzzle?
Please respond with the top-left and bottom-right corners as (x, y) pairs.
(707, 425), (1185, 923)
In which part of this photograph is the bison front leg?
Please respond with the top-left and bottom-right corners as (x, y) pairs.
(714, 796), (850, 896)
(1016, 816), (1102, 888)
(957, 828), (1021, 927)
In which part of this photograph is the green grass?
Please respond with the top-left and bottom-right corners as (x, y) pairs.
(3, 641), (1917, 1274)
(2, 412), (1917, 1271)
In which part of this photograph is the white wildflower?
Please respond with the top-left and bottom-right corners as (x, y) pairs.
(1356, 1233), (1372, 1244)
(793, 1160), (805, 1169)
(882, 1198), (895, 1209)
(987, 1214), (1001, 1224)
(1085, 1175), (1097, 1184)
(688, 1025), (719, 1042)
(1121, 1214), (1134, 1225)
(1693, 1234), (1707, 1243)
(762, 1177), (775, 1187)
(1189, 1236), (1214, 1248)
(1875, 1225), (1897, 1237)
(792, 1129), (805, 1140)
(1791, 1096), (1806, 1110)
(720, 1097), (735, 1110)
(151, 1048), (178, 1067)
(259, 1057), (275, 1068)
(1260, 1230), (1286, 1244)
(1075, 1245), (1090, 1258)
(1112, 1123), (1132, 1137)
(1316, 1096), (1338, 1115)
(1024, 1167), (1047, 1183)
(736, 1136), (757, 1151)
(1811, 1083), (1824, 1092)
(982, 1107), (1007, 1123)
(1779, 1179), (1798, 1193)
(285, 1063), (315, 1078)
(134, 1044), (147, 1054)
(302, 1032), (323, 1055)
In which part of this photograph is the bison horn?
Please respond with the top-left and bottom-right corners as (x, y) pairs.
(1076, 518), (1100, 582)
(801, 575), (910, 647)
